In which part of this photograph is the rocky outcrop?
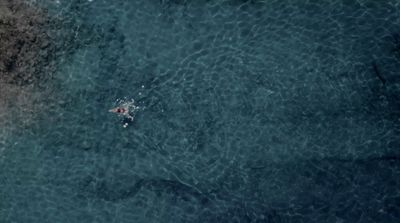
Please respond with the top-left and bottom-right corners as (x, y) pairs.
(0, 0), (57, 86)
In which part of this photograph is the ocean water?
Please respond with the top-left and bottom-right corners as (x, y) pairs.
(1, 0), (400, 222)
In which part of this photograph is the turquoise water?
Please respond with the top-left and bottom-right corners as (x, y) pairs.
(1, 0), (400, 222)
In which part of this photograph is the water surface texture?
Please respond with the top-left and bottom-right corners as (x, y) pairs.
(1, 0), (400, 222)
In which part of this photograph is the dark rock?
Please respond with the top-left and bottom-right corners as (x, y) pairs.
(0, 0), (55, 86)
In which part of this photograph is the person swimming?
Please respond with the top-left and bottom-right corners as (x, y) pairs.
(109, 98), (139, 127)
(110, 107), (127, 115)
(109, 106), (134, 121)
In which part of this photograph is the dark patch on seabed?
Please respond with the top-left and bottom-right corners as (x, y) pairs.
(1, 0), (400, 222)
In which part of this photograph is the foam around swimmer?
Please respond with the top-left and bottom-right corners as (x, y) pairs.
(109, 98), (141, 127)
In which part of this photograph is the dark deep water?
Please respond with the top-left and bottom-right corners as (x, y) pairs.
(1, 0), (400, 222)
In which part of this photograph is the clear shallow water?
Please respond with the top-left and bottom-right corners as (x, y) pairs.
(1, 0), (400, 222)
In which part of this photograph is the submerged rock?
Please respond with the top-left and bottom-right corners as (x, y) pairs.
(0, 0), (66, 140)
(0, 0), (56, 86)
